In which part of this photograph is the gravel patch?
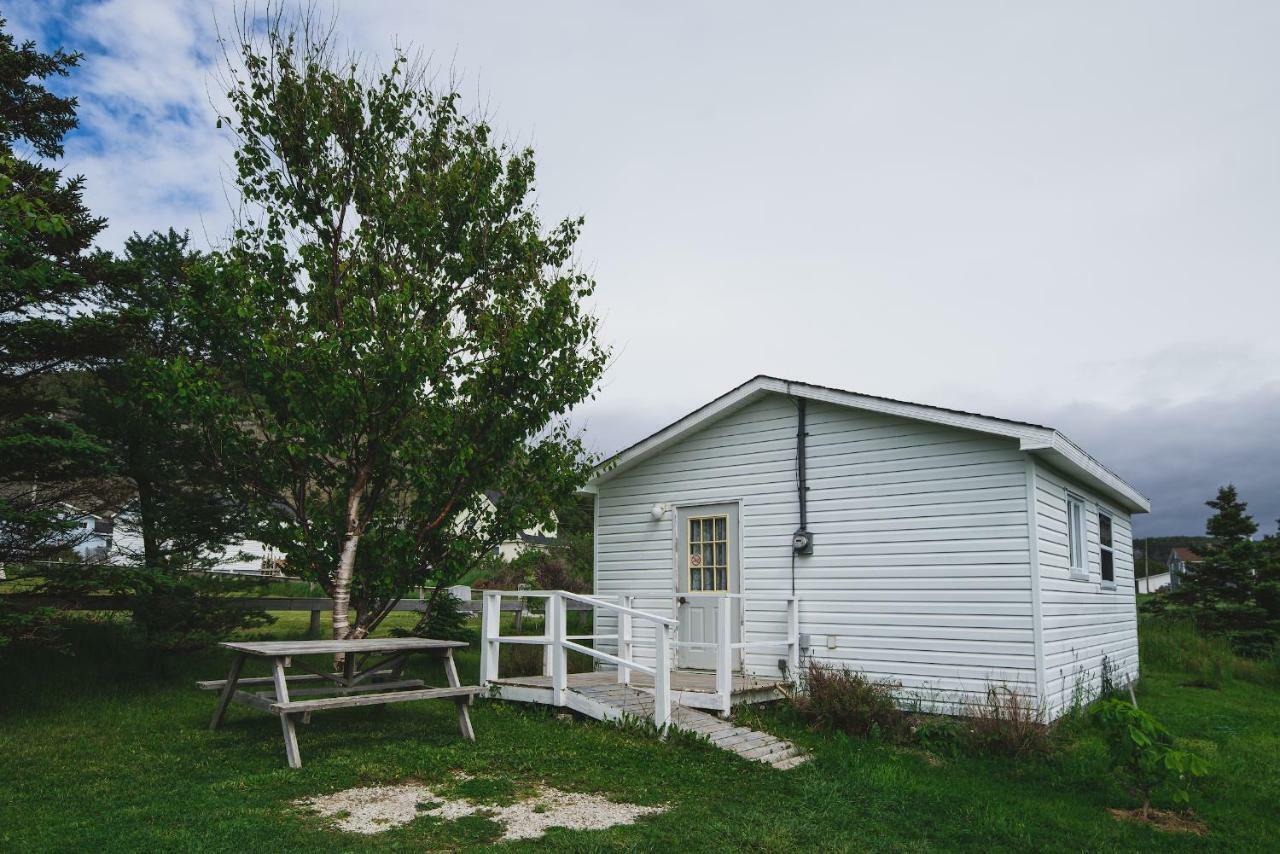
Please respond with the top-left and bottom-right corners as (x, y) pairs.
(297, 776), (665, 840)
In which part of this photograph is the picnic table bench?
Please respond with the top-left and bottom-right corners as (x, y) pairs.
(200, 637), (481, 768)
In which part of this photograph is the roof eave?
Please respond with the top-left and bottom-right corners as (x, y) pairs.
(587, 375), (1150, 514)
(1022, 435), (1151, 514)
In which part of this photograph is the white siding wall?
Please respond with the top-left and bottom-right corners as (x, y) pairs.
(1033, 461), (1138, 717)
(594, 393), (1038, 709)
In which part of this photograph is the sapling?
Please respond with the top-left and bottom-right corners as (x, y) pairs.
(1093, 698), (1209, 819)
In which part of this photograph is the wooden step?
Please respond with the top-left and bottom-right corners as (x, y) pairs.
(771, 753), (811, 770)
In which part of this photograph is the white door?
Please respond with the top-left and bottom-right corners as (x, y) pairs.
(675, 503), (740, 670)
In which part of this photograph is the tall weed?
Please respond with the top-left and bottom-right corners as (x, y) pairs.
(1140, 617), (1277, 687)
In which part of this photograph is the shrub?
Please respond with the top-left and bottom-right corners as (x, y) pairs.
(1093, 699), (1209, 818)
(909, 714), (967, 757)
(123, 570), (274, 651)
(791, 660), (904, 740)
(404, 589), (471, 642)
(966, 685), (1054, 758)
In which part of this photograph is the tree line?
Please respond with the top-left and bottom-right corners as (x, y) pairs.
(0, 13), (606, 649)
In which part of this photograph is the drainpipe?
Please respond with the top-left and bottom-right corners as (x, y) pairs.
(790, 394), (813, 596)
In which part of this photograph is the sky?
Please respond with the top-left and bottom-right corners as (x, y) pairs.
(10, 0), (1280, 537)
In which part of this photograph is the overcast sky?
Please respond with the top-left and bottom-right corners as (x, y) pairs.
(12, 1), (1280, 537)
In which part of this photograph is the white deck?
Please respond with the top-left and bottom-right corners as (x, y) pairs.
(489, 669), (786, 712)
(488, 671), (807, 770)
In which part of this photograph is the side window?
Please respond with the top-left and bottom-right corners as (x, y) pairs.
(1067, 494), (1087, 576)
(1099, 511), (1115, 586)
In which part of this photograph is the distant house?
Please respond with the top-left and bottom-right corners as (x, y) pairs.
(1136, 569), (1172, 594)
(480, 490), (558, 562)
(67, 506), (115, 562)
(61, 504), (285, 575)
(1166, 547), (1202, 591)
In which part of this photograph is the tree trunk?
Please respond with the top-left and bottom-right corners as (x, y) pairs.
(330, 467), (370, 644)
(136, 477), (162, 571)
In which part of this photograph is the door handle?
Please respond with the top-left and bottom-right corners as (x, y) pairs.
(677, 596), (688, 605)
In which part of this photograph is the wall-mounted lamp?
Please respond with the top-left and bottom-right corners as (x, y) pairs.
(649, 503), (671, 521)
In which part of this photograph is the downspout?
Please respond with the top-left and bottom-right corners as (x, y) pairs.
(797, 397), (809, 534)
(790, 391), (813, 595)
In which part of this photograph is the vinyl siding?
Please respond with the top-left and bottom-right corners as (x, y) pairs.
(594, 392), (1038, 710)
(1033, 461), (1138, 717)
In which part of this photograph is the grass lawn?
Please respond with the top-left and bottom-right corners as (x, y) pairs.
(2, 613), (1278, 852)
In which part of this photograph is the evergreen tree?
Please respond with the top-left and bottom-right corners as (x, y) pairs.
(79, 230), (250, 572)
(1169, 485), (1272, 656)
(1205, 485), (1258, 541)
(0, 16), (110, 565)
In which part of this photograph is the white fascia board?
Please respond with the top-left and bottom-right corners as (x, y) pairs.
(1019, 435), (1151, 513)
(1047, 434), (1151, 514)
(776, 379), (1050, 445)
(587, 380), (767, 488)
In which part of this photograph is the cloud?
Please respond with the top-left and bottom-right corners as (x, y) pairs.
(1035, 389), (1280, 537)
(11, 1), (1277, 540)
(571, 384), (1280, 540)
(11, 0), (231, 245)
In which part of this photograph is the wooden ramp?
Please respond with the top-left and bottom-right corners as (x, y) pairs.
(490, 672), (810, 771)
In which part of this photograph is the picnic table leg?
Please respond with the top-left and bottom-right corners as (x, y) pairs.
(271, 656), (303, 768)
(209, 652), (246, 731)
(443, 649), (475, 741)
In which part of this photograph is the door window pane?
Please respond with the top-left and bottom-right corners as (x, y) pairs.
(688, 514), (730, 593)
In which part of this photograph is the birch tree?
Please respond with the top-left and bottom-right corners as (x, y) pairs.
(172, 15), (605, 640)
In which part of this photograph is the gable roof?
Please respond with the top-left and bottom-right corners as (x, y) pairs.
(1170, 547), (1202, 562)
(584, 375), (1151, 514)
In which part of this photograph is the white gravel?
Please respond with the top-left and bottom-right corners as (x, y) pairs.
(296, 776), (665, 840)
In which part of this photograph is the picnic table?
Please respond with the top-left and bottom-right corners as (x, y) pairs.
(200, 637), (481, 768)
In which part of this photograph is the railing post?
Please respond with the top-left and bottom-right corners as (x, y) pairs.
(654, 623), (672, 731)
(550, 591), (567, 706)
(788, 596), (801, 682)
(480, 591), (500, 686)
(717, 595), (732, 716)
(618, 595), (634, 685)
(543, 593), (555, 677)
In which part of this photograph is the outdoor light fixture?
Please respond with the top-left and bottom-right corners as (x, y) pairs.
(649, 503), (670, 521)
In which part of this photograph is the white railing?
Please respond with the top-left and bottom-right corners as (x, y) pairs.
(479, 589), (679, 729)
(670, 593), (801, 714)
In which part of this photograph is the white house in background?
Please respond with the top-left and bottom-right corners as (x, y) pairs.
(583, 376), (1150, 720)
(1166, 547), (1202, 591)
(480, 490), (558, 562)
(67, 506), (114, 561)
(1136, 570), (1172, 594)
(67, 508), (285, 575)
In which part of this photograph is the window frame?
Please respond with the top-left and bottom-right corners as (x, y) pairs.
(1098, 508), (1116, 589)
(1066, 492), (1088, 579)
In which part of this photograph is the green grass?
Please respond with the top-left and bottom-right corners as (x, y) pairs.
(2, 613), (1278, 851)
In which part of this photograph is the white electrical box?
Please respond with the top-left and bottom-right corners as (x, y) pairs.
(826, 634), (838, 649)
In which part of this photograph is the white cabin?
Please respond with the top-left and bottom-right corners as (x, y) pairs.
(580, 376), (1150, 720)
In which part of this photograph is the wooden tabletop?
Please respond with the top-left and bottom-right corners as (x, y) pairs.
(221, 638), (468, 656)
